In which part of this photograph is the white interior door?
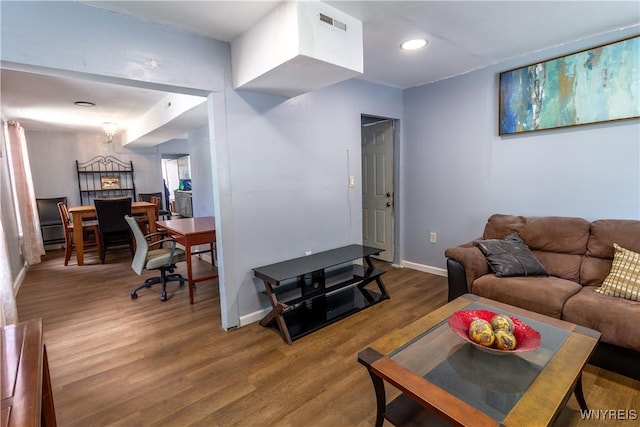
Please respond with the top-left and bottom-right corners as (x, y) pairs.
(362, 119), (394, 262)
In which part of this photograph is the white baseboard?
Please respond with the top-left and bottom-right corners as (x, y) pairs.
(13, 261), (28, 294)
(400, 260), (448, 277)
(239, 307), (270, 327)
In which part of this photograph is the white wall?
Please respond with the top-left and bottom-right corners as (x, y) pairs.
(402, 26), (640, 271)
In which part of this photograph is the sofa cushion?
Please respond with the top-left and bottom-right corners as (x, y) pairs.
(471, 275), (582, 319)
(582, 219), (640, 286)
(581, 257), (617, 288)
(532, 251), (582, 283)
(483, 214), (526, 239)
(595, 244), (640, 301)
(563, 286), (640, 352)
(520, 216), (591, 255)
(475, 233), (548, 277)
(586, 220), (640, 258)
(482, 215), (589, 282)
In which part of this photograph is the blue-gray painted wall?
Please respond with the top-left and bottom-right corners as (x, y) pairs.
(225, 79), (403, 318)
(402, 27), (640, 271)
(188, 125), (214, 217)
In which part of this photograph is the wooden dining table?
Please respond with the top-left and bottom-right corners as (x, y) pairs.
(67, 201), (157, 265)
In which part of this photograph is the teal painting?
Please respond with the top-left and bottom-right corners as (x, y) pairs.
(499, 36), (639, 135)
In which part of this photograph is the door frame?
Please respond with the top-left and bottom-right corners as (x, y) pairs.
(360, 115), (400, 265)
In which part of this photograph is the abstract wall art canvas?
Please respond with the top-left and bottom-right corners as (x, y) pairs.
(499, 36), (639, 135)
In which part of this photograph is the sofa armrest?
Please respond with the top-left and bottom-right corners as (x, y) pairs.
(446, 259), (468, 301)
(444, 245), (490, 300)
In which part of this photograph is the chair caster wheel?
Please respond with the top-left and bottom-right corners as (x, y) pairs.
(131, 292), (138, 300)
(160, 294), (167, 302)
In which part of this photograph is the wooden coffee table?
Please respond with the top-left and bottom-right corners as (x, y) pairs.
(358, 294), (600, 426)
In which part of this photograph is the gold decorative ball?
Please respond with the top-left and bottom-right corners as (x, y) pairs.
(490, 314), (514, 332)
(494, 329), (517, 350)
(468, 319), (495, 347)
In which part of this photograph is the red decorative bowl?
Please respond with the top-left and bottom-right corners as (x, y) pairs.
(448, 309), (541, 355)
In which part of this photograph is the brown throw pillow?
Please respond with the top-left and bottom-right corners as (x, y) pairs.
(596, 244), (640, 301)
(475, 232), (549, 277)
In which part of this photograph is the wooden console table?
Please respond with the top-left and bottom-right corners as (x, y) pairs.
(1, 319), (57, 426)
(253, 244), (390, 344)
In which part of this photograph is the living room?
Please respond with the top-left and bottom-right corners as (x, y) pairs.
(1, 1), (639, 425)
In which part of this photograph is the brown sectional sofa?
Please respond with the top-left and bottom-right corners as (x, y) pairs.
(445, 214), (640, 379)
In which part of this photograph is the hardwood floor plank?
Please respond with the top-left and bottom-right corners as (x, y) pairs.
(16, 249), (639, 426)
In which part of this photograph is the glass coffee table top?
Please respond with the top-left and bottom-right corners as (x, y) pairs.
(388, 301), (570, 422)
(358, 294), (601, 427)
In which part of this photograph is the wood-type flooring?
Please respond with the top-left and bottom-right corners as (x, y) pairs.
(16, 249), (640, 426)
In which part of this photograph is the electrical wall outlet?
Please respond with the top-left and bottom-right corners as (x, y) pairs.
(348, 175), (356, 188)
(429, 232), (437, 244)
(305, 250), (313, 256)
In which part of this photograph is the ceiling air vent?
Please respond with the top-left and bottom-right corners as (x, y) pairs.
(231, 1), (362, 97)
(319, 12), (347, 32)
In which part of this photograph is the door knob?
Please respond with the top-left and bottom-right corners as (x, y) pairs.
(386, 202), (392, 207)
(386, 192), (391, 197)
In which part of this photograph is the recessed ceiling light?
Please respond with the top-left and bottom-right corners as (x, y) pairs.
(400, 38), (428, 51)
(74, 101), (95, 107)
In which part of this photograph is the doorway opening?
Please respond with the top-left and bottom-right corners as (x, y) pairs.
(161, 154), (190, 216)
(4, 65), (231, 325)
(361, 115), (397, 263)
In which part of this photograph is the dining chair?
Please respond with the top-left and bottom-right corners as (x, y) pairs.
(125, 215), (186, 301)
(139, 192), (171, 220)
(57, 201), (102, 265)
(151, 195), (171, 222)
(37, 197), (67, 246)
(94, 197), (134, 263)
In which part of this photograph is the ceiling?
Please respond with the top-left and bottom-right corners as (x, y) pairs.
(2, 1), (638, 144)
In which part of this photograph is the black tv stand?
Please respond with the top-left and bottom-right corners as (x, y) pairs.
(253, 245), (389, 344)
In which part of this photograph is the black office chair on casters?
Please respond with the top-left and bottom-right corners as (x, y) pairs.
(125, 215), (187, 301)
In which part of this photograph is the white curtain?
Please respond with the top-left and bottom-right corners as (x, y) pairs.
(1, 120), (44, 325)
(5, 121), (45, 265)
(0, 217), (17, 325)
